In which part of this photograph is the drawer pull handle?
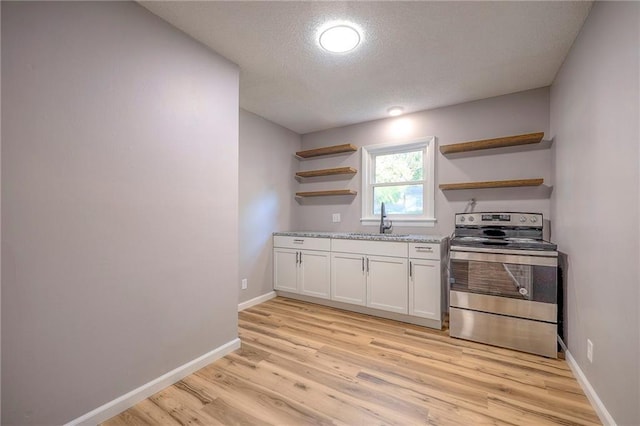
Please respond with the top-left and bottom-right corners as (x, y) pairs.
(415, 247), (433, 251)
(293, 239), (304, 244)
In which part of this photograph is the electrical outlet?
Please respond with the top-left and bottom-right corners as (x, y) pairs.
(241, 278), (248, 290)
(332, 213), (341, 223)
(587, 339), (593, 363)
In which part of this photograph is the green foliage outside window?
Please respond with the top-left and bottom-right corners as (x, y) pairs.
(373, 150), (424, 215)
(374, 151), (424, 183)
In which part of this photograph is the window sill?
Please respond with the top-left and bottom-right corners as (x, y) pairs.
(360, 217), (436, 228)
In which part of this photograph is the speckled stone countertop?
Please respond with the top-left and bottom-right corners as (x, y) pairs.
(273, 231), (447, 243)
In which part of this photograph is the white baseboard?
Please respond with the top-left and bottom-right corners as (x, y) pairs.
(238, 291), (276, 312)
(558, 337), (617, 426)
(65, 338), (241, 426)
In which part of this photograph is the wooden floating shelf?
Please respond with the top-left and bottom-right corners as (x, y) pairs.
(296, 167), (357, 179)
(439, 178), (544, 191)
(439, 132), (545, 155)
(295, 190), (357, 198)
(296, 144), (357, 159)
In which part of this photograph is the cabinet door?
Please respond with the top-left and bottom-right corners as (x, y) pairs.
(331, 252), (367, 305)
(367, 255), (409, 314)
(409, 258), (441, 320)
(273, 248), (299, 293)
(299, 250), (331, 299)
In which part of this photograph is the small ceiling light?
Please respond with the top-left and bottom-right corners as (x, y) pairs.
(388, 107), (404, 117)
(319, 25), (361, 53)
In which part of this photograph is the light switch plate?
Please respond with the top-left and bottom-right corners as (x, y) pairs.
(332, 213), (341, 223)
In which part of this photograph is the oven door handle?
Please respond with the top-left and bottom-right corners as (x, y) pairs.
(450, 250), (557, 267)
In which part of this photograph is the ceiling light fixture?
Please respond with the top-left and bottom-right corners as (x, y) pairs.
(387, 107), (404, 117)
(319, 25), (361, 53)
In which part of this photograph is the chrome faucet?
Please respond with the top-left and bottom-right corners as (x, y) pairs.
(379, 202), (393, 234)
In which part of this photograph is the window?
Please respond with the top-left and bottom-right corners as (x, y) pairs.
(361, 137), (436, 227)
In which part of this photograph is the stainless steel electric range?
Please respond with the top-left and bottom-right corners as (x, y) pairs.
(448, 212), (559, 358)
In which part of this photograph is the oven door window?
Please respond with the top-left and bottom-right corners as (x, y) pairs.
(450, 259), (556, 303)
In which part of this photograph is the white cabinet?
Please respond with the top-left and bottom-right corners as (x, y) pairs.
(331, 252), (367, 305)
(274, 234), (445, 328)
(299, 250), (331, 299)
(273, 248), (299, 293)
(409, 258), (441, 320)
(408, 243), (442, 321)
(273, 236), (331, 299)
(332, 239), (409, 314)
(367, 255), (409, 314)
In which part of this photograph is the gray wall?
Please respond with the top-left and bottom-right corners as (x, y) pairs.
(298, 88), (552, 236)
(1, 2), (239, 424)
(239, 110), (300, 304)
(550, 2), (639, 425)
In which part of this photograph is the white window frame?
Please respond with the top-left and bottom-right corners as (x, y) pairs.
(360, 136), (436, 228)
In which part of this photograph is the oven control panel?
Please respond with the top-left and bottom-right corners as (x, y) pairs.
(455, 212), (543, 227)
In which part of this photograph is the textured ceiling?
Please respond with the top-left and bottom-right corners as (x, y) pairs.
(140, 1), (592, 134)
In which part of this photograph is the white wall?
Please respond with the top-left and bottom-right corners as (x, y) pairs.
(298, 88), (552, 236)
(550, 2), (639, 425)
(239, 110), (300, 304)
(1, 2), (239, 424)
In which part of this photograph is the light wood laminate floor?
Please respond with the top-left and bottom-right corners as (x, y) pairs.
(104, 297), (600, 425)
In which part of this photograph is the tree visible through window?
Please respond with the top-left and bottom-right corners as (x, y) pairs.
(373, 150), (424, 215)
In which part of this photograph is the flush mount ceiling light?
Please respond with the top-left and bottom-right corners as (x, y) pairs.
(387, 107), (404, 117)
(319, 24), (361, 53)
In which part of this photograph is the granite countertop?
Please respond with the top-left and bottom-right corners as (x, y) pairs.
(273, 231), (447, 243)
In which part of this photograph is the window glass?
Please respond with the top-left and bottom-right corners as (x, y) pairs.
(360, 137), (435, 226)
(374, 150), (424, 184)
(373, 184), (423, 215)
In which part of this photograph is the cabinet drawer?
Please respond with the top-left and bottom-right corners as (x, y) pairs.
(273, 236), (331, 251)
(409, 243), (440, 260)
(331, 239), (408, 257)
